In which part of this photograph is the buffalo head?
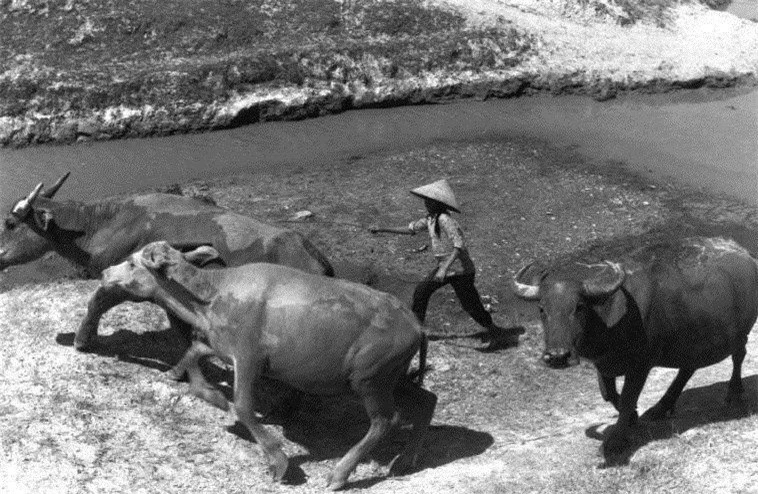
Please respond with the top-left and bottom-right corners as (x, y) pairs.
(102, 241), (221, 301)
(513, 261), (625, 368)
(0, 173), (70, 270)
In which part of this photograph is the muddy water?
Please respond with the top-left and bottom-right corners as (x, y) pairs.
(724, 0), (757, 20)
(1, 89), (756, 209)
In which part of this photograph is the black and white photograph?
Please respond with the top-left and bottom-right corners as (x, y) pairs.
(1, 1), (757, 492)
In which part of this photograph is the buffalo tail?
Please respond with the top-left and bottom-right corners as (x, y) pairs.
(406, 333), (429, 386)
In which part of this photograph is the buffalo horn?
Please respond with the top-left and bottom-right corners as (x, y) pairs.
(512, 262), (541, 300)
(42, 171), (71, 198)
(11, 182), (44, 218)
(580, 261), (625, 299)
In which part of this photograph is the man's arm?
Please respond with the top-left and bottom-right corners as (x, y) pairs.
(369, 226), (415, 235)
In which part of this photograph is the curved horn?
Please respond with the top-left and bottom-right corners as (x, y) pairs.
(27, 182), (44, 204)
(42, 172), (70, 198)
(512, 262), (542, 300)
(581, 261), (625, 299)
(11, 182), (44, 218)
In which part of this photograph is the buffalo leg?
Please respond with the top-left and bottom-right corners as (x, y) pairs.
(388, 385), (437, 476)
(75, 285), (130, 350)
(640, 368), (695, 421)
(598, 372), (619, 408)
(326, 390), (396, 491)
(726, 345), (747, 404)
(603, 367), (650, 459)
(233, 354), (288, 482)
(598, 373), (637, 426)
(169, 340), (228, 411)
(165, 314), (226, 406)
(165, 314), (205, 379)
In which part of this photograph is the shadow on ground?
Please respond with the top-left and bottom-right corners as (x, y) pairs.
(55, 325), (235, 401)
(585, 374), (758, 466)
(54, 309), (487, 492)
(227, 396), (493, 489)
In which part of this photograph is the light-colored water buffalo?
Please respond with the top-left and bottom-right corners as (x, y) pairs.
(3, 175), (334, 406)
(512, 237), (758, 460)
(98, 241), (436, 490)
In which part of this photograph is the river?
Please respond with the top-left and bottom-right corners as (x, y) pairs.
(1, 89), (756, 209)
(724, 0), (757, 20)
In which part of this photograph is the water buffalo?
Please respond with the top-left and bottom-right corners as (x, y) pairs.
(3, 175), (334, 407)
(512, 237), (758, 459)
(99, 241), (437, 490)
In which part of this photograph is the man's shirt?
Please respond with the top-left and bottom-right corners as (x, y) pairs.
(408, 213), (475, 275)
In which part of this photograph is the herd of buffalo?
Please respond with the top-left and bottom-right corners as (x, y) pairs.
(1, 173), (757, 490)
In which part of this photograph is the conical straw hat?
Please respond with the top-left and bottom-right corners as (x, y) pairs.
(410, 179), (461, 213)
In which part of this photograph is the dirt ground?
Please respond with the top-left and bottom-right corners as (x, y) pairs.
(1, 132), (757, 493)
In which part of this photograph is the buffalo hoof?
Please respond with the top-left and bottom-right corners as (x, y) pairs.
(187, 380), (228, 411)
(388, 452), (417, 476)
(198, 387), (229, 412)
(73, 336), (97, 352)
(166, 366), (186, 382)
(601, 428), (631, 463)
(268, 452), (289, 483)
(325, 472), (348, 491)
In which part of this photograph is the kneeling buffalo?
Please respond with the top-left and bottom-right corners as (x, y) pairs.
(98, 241), (436, 490)
(2, 175), (334, 407)
(513, 237), (758, 459)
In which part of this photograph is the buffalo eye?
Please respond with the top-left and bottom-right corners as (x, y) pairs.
(4, 218), (16, 231)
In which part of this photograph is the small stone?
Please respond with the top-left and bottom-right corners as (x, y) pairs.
(291, 210), (314, 221)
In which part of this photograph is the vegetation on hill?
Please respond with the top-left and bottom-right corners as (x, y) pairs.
(2, 0), (754, 146)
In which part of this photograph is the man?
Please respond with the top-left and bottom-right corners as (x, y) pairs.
(370, 179), (524, 349)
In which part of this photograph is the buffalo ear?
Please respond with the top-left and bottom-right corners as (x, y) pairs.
(30, 204), (88, 234)
(142, 241), (217, 303)
(32, 208), (55, 232)
(183, 245), (223, 267)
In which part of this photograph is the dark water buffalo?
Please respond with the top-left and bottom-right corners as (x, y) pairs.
(513, 237), (758, 459)
(3, 175), (334, 405)
(99, 241), (436, 490)
(2, 175), (333, 278)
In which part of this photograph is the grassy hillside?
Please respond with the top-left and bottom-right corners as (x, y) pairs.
(0, 0), (531, 144)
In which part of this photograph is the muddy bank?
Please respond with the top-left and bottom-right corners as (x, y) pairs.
(2, 70), (755, 148)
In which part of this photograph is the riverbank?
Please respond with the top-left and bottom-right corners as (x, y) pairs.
(1, 0), (756, 147)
